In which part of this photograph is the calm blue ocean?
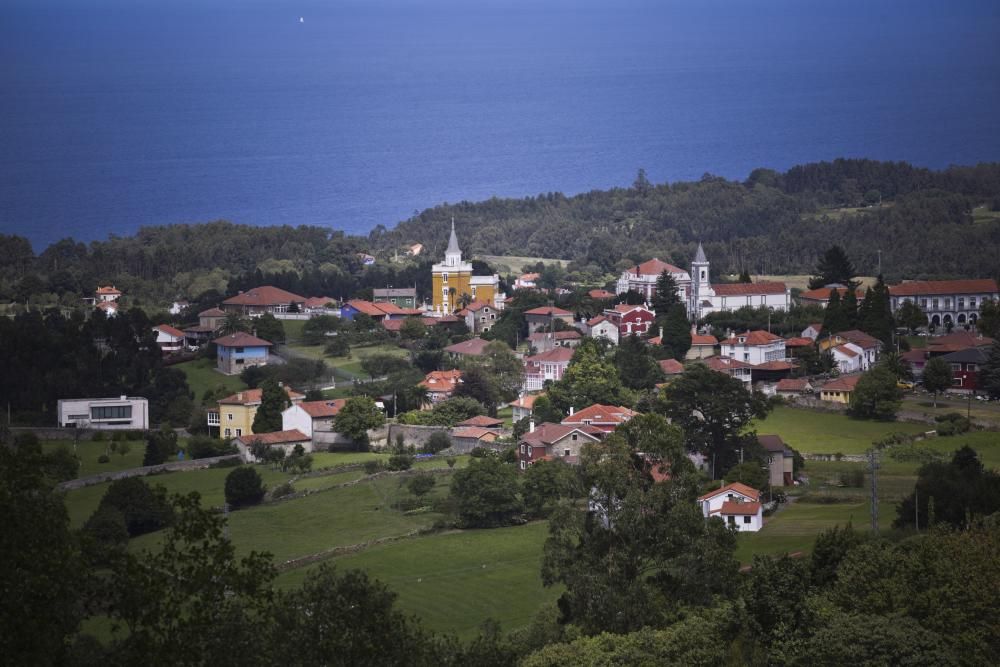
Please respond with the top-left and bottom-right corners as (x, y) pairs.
(2, 0), (999, 251)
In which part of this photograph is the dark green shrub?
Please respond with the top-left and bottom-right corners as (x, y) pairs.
(97, 454), (110, 464)
(423, 431), (452, 454)
(446, 457), (457, 468)
(112, 431), (127, 442)
(98, 477), (173, 536)
(363, 460), (384, 475)
(224, 467), (266, 508)
(271, 482), (295, 499)
(387, 452), (414, 471)
(469, 447), (490, 458)
(14, 431), (40, 448)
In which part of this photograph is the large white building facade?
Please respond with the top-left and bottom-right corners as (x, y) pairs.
(58, 396), (150, 430)
(888, 279), (1000, 329)
(615, 244), (790, 320)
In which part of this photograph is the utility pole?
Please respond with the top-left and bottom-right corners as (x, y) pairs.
(867, 448), (880, 536)
(877, 249), (882, 276)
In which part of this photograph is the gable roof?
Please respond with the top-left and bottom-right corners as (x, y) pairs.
(698, 482), (761, 502)
(212, 331), (273, 348)
(508, 394), (541, 410)
(938, 346), (990, 364)
(588, 289), (616, 299)
(296, 399), (347, 418)
(928, 331), (994, 354)
(711, 281), (786, 296)
(628, 258), (685, 276)
(832, 344), (859, 358)
(419, 370), (463, 390)
(451, 426), (498, 440)
(457, 415), (504, 428)
(346, 299), (389, 317)
(888, 279), (999, 297)
(525, 347), (575, 364)
(821, 374), (863, 392)
(834, 330), (881, 349)
(775, 378), (811, 392)
(703, 356), (752, 371)
(753, 360), (794, 371)
(239, 429), (309, 445)
(199, 307), (226, 317)
(520, 422), (604, 447)
(720, 330), (783, 346)
(524, 306), (573, 317)
(218, 386), (304, 406)
(798, 286), (865, 301)
(758, 434), (789, 453)
(720, 500), (762, 516)
(304, 296), (337, 308)
(783, 337), (814, 347)
(464, 300), (492, 312)
(659, 358), (685, 375)
(691, 334), (718, 346)
(96, 285), (122, 295)
(444, 337), (492, 356)
(611, 304), (654, 315)
(223, 285), (305, 307)
(154, 324), (185, 338)
(562, 404), (637, 426)
(587, 315), (609, 326)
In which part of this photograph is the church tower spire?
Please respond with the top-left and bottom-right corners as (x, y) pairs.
(445, 217), (462, 267)
(690, 242), (710, 319)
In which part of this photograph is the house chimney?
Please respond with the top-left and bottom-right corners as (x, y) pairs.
(529, 420), (535, 433)
(237, 392), (243, 401)
(569, 406), (574, 416)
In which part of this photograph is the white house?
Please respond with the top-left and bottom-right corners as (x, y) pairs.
(57, 396), (149, 430)
(831, 342), (864, 373)
(687, 244), (790, 319)
(819, 330), (881, 370)
(801, 323), (823, 340)
(585, 315), (620, 345)
(703, 356), (753, 385)
(508, 394), (540, 422)
(282, 399), (347, 446)
(697, 482), (763, 532)
(616, 258), (690, 302)
(234, 429), (312, 463)
(523, 347), (574, 392)
(152, 324), (185, 354)
(719, 330), (786, 365)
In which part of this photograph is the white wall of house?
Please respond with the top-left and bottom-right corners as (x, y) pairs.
(832, 343), (864, 373)
(721, 509), (763, 532)
(282, 405), (314, 437)
(721, 339), (786, 365)
(57, 397), (150, 430)
(700, 488), (757, 517)
(588, 320), (620, 344)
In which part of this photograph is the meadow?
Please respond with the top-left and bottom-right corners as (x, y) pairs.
(755, 405), (927, 455)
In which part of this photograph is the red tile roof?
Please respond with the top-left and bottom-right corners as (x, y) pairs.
(465, 301), (492, 312)
(711, 281), (786, 296)
(525, 347), (575, 364)
(509, 394), (541, 409)
(520, 422), (604, 447)
(889, 279), (999, 297)
(217, 386), (304, 405)
(588, 289), (616, 300)
(199, 307), (226, 317)
(753, 360), (794, 371)
(720, 501), (762, 516)
(628, 258), (685, 276)
(297, 399), (347, 418)
(96, 301), (118, 312)
(783, 337), (814, 347)
(444, 337), (492, 356)
(927, 331), (994, 354)
(212, 331), (273, 348)
(381, 319), (405, 332)
(798, 286), (865, 301)
(457, 415), (504, 428)
(451, 427), (499, 440)
(834, 330), (881, 349)
(96, 285), (121, 295)
(821, 374), (863, 392)
(691, 334), (718, 346)
(154, 324), (185, 338)
(373, 301), (406, 315)
(223, 285), (306, 307)
(347, 299), (389, 317)
(659, 358), (685, 374)
(703, 356), (752, 371)
(419, 370), (463, 391)
(775, 378), (811, 392)
(833, 344), (859, 358)
(239, 429), (309, 445)
(562, 404), (637, 426)
(698, 482), (761, 502)
(720, 330), (783, 346)
(304, 296), (337, 308)
(587, 315), (608, 326)
(524, 306), (573, 317)
(611, 304), (653, 314)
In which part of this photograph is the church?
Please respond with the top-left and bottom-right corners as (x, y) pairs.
(431, 221), (504, 314)
(616, 244), (790, 320)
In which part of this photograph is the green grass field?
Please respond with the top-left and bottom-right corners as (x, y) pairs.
(972, 205), (1000, 225)
(44, 438), (150, 478)
(175, 357), (246, 404)
(755, 405), (927, 455)
(276, 521), (558, 638)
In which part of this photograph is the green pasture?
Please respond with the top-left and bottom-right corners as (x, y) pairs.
(276, 521), (558, 639)
(175, 357), (246, 403)
(755, 406), (927, 455)
(44, 438), (151, 478)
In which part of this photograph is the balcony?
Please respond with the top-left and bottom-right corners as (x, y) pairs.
(207, 412), (220, 426)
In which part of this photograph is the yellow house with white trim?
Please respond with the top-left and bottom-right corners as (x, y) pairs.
(431, 220), (503, 314)
(207, 386), (304, 438)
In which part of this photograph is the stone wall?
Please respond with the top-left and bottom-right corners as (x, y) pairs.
(57, 454), (241, 491)
(385, 424), (449, 450)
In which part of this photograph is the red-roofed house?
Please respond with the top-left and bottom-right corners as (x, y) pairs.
(561, 404), (637, 432)
(698, 482), (763, 532)
(153, 324), (185, 353)
(419, 370), (463, 405)
(783, 337), (815, 359)
(508, 393), (541, 422)
(458, 300), (499, 334)
(819, 330), (881, 369)
(926, 331), (994, 356)
(514, 273), (540, 290)
(889, 279), (999, 329)
(95, 285), (122, 302)
(720, 330), (786, 365)
(588, 289), (616, 300)
(517, 422), (605, 470)
(586, 315), (620, 344)
(523, 347), (575, 391)
(703, 356), (752, 385)
(659, 358), (685, 377)
(802, 323), (823, 340)
(831, 343), (863, 373)
(528, 329), (582, 353)
(282, 399), (348, 444)
(450, 427), (501, 450)
(208, 385), (305, 438)
(524, 306), (574, 333)
(687, 333), (718, 360)
(797, 286), (866, 307)
(444, 337), (493, 358)
(820, 374), (863, 404)
(222, 286), (306, 316)
(775, 378), (814, 398)
(456, 415), (504, 429)
(212, 332), (273, 375)
(234, 429), (312, 463)
(303, 296), (338, 312)
(616, 258), (690, 301)
(603, 304), (655, 337)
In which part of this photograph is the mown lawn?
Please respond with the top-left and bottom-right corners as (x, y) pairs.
(276, 521), (558, 639)
(44, 438), (150, 478)
(175, 357), (246, 404)
(755, 405), (927, 455)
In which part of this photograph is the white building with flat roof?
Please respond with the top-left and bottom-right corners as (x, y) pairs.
(57, 396), (149, 430)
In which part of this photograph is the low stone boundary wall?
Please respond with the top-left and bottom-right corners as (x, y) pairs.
(57, 454), (240, 491)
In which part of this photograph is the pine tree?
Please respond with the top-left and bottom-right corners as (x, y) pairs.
(860, 275), (894, 346)
(841, 289), (860, 329)
(251, 379), (290, 434)
(651, 270), (681, 314)
(822, 289), (849, 334)
(978, 341), (1000, 399)
(661, 304), (693, 362)
(738, 269), (752, 283)
(809, 245), (858, 290)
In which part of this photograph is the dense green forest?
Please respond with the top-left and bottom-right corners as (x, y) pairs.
(2, 159), (999, 310)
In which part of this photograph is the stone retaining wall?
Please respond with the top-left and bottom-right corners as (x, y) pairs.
(57, 454), (240, 491)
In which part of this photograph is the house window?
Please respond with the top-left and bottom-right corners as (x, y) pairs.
(951, 363), (961, 371)
(91, 405), (132, 420)
(564, 448), (571, 457)
(224, 428), (231, 437)
(571, 434), (578, 441)
(970, 298), (977, 308)
(228, 413), (234, 421)
(520, 444), (525, 453)
(727, 516), (736, 525)
(442, 273), (448, 283)
(932, 299), (938, 309)
(743, 516), (751, 524)
(958, 297), (964, 309)
(520, 460), (526, 470)
(235, 428), (242, 437)
(235, 347), (244, 353)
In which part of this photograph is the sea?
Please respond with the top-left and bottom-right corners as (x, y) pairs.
(2, 0), (999, 251)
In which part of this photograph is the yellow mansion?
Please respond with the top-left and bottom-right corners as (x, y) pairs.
(431, 221), (504, 314)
